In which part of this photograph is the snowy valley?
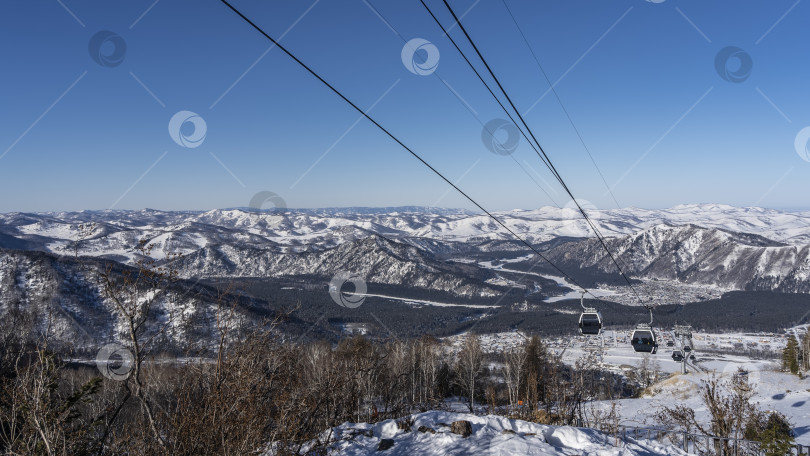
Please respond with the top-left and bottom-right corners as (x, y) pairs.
(2, 204), (810, 454)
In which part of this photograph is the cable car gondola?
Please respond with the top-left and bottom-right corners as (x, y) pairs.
(631, 325), (657, 353)
(579, 311), (603, 335)
(577, 292), (602, 336)
(631, 306), (658, 354)
(671, 350), (684, 362)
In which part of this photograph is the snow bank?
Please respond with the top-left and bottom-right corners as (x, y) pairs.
(304, 411), (689, 455)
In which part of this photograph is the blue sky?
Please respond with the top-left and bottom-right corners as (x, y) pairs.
(1, 0), (809, 212)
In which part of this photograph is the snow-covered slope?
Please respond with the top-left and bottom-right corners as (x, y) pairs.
(593, 364), (810, 445)
(174, 235), (504, 298)
(0, 249), (268, 352)
(544, 224), (810, 293)
(303, 411), (688, 455)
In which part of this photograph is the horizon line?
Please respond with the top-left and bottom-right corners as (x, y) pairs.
(2, 202), (810, 215)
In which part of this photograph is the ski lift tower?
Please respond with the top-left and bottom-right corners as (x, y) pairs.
(673, 325), (694, 374)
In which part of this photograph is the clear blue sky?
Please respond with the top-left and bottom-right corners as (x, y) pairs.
(1, 0), (808, 212)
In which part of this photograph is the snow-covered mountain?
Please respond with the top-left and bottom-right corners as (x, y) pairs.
(0, 249), (277, 352)
(3, 204), (810, 261)
(543, 224), (810, 293)
(2, 204), (810, 297)
(174, 235), (504, 298)
(3, 204), (810, 347)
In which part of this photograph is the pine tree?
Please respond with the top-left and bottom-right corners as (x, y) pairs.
(782, 335), (799, 375)
(521, 336), (549, 409)
(745, 411), (795, 456)
(802, 331), (810, 372)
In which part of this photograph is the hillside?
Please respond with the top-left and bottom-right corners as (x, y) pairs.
(541, 224), (810, 293)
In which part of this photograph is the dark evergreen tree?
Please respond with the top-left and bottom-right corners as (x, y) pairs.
(782, 335), (800, 375)
(745, 411), (795, 456)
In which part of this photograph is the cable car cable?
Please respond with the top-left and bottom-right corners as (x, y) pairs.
(436, 0), (646, 306)
(364, 0), (561, 207)
(219, 0), (608, 304)
(420, 0), (634, 301)
(499, 0), (621, 210)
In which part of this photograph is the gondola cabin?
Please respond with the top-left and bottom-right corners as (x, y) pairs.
(631, 325), (658, 354)
(578, 309), (603, 336)
(671, 350), (684, 362)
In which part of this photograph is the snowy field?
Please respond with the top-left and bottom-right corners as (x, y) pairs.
(589, 368), (810, 445)
(364, 292), (500, 309)
(583, 280), (728, 307)
(558, 329), (790, 374)
(444, 329), (793, 373)
(444, 328), (810, 444)
(477, 256), (726, 306)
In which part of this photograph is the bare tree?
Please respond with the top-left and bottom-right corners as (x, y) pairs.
(414, 335), (441, 407)
(97, 239), (181, 449)
(0, 336), (101, 455)
(585, 401), (620, 436)
(455, 334), (482, 413)
(657, 370), (757, 454)
(502, 344), (526, 414)
(632, 354), (660, 391)
(72, 222), (97, 259)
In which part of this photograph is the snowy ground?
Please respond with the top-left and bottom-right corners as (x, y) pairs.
(476, 258), (619, 303)
(590, 368), (810, 445)
(445, 328), (810, 443)
(587, 280), (727, 307)
(557, 329), (789, 374)
(302, 411), (689, 455)
(366, 293), (500, 309)
(446, 329), (790, 373)
(477, 256), (726, 306)
(590, 328), (808, 442)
